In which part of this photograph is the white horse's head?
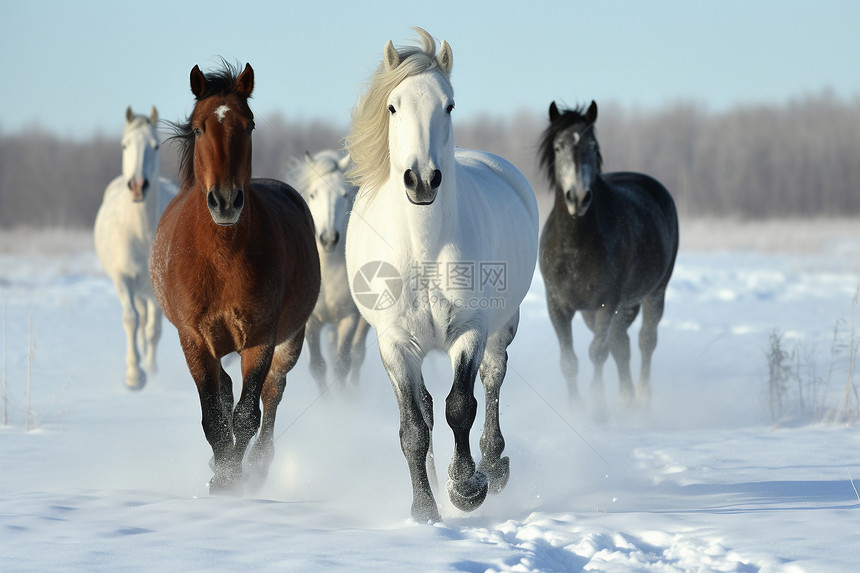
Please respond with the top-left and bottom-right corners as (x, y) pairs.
(347, 28), (454, 206)
(121, 106), (161, 202)
(288, 150), (356, 252)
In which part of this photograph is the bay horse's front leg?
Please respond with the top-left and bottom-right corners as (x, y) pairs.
(248, 328), (305, 488)
(180, 333), (237, 492)
(380, 335), (439, 523)
(446, 331), (489, 513)
(232, 343), (275, 466)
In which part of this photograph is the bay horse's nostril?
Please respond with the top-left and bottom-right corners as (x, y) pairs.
(430, 169), (442, 190)
(404, 169), (418, 190)
(233, 188), (244, 210)
(207, 189), (220, 210)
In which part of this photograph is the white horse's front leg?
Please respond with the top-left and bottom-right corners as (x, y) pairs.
(304, 314), (327, 392)
(445, 329), (489, 513)
(379, 331), (439, 523)
(116, 277), (145, 390)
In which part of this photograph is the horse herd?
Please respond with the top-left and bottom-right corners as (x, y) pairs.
(93, 28), (678, 522)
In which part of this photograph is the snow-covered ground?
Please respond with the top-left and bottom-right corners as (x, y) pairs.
(1, 222), (859, 572)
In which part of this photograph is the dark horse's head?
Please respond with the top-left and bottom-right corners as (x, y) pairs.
(539, 100), (602, 217)
(170, 61), (256, 226)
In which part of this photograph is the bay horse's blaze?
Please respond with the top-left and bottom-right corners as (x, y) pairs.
(150, 61), (320, 493)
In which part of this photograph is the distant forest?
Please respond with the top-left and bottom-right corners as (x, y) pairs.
(1, 93), (858, 228)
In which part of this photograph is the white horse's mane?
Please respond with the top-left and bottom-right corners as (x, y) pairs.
(345, 27), (453, 195)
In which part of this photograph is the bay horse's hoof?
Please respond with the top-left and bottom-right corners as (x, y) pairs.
(478, 456), (510, 494)
(447, 471), (489, 512)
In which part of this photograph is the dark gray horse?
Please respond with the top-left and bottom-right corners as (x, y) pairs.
(538, 101), (679, 411)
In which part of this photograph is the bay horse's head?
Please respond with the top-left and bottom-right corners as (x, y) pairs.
(178, 62), (255, 226)
(346, 28), (454, 206)
(121, 106), (160, 202)
(540, 100), (602, 217)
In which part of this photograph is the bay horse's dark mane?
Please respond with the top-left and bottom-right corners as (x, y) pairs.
(538, 104), (603, 191)
(166, 60), (254, 186)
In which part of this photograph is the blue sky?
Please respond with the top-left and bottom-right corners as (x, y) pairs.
(1, 0), (858, 139)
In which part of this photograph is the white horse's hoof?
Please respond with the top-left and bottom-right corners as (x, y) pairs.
(125, 369), (146, 391)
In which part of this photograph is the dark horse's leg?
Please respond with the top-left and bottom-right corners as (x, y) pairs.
(609, 304), (641, 406)
(446, 331), (489, 513)
(638, 287), (667, 403)
(181, 334), (238, 492)
(381, 335), (439, 523)
(547, 296), (580, 404)
(585, 306), (614, 416)
(248, 328), (305, 488)
(478, 310), (519, 494)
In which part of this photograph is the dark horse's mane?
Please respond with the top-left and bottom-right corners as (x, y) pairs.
(538, 104), (603, 191)
(166, 60), (253, 185)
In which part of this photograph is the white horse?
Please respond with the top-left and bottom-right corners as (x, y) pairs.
(345, 29), (539, 522)
(94, 106), (177, 390)
(286, 149), (371, 391)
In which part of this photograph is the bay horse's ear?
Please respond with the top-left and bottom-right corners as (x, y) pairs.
(236, 63), (254, 99)
(384, 40), (400, 70)
(586, 100), (598, 124)
(436, 40), (453, 76)
(150, 106), (159, 124)
(549, 101), (560, 122)
(190, 65), (206, 98)
(126, 106), (134, 123)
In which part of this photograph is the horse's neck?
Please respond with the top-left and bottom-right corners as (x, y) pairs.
(399, 178), (460, 260)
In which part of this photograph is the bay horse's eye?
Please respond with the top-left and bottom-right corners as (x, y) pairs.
(388, 104), (396, 115)
(193, 127), (202, 137)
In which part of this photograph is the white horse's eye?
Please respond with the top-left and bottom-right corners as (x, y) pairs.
(388, 104), (396, 115)
(446, 103), (454, 114)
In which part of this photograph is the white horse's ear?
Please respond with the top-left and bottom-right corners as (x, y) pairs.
(126, 106), (134, 123)
(150, 106), (159, 124)
(436, 40), (453, 76)
(384, 40), (400, 70)
(338, 153), (351, 173)
(549, 101), (560, 122)
(190, 65), (206, 98)
(586, 100), (598, 124)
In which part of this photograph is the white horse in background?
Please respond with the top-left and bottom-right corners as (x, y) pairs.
(286, 149), (371, 391)
(94, 106), (177, 390)
(345, 28), (539, 522)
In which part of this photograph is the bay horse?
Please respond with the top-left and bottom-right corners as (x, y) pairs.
(94, 106), (177, 390)
(285, 150), (371, 391)
(345, 29), (539, 522)
(538, 101), (678, 413)
(151, 62), (320, 493)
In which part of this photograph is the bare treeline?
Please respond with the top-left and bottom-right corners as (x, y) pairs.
(1, 93), (858, 228)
